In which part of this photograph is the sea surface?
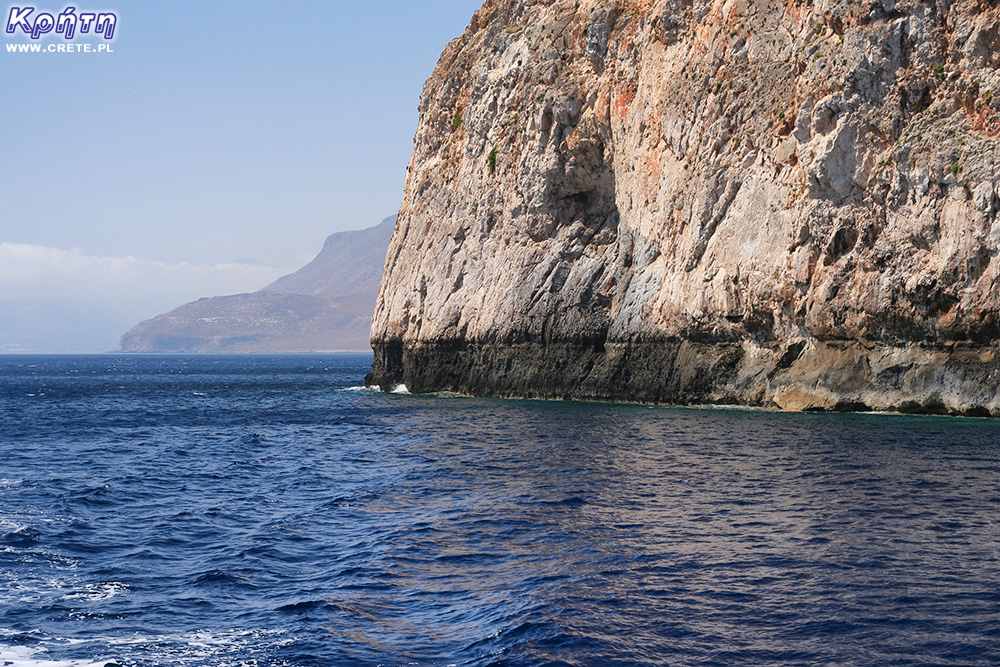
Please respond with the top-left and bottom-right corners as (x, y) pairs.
(0, 354), (998, 667)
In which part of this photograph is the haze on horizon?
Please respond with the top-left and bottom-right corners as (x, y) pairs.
(0, 0), (482, 352)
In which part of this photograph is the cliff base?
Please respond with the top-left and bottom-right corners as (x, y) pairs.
(368, 339), (1000, 417)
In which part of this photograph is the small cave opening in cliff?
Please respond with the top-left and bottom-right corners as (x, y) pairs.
(824, 226), (859, 265)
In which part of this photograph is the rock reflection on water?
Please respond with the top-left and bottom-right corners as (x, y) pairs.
(324, 396), (1000, 666)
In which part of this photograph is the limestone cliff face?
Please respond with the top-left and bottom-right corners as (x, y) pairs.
(369, 0), (1000, 415)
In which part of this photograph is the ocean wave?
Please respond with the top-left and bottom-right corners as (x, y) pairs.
(3, 355), (1000, 667)
(0, 629), (292, 667)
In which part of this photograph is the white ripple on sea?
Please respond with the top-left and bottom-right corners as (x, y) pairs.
(62, 582), (129, 602)
(0, 518), (28, 533)
(0, 575), (125, 606)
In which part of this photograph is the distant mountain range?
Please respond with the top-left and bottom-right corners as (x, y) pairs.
(118, 216), (395, 353)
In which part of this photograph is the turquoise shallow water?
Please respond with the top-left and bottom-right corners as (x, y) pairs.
(1, 354), (999, 666)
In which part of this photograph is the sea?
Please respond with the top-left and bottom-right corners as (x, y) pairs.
(0, 354), (998, 667)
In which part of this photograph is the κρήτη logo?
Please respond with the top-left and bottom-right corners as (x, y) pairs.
(5, 6), (116, 39)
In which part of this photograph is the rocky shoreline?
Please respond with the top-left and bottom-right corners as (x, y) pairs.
(368, 337), (1000, 415)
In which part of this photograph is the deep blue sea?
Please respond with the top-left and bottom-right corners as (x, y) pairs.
(1, 354), (999, 667)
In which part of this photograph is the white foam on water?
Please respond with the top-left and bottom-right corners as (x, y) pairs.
(345, 383), (410, 394)
(1, 577), (68, 605)
(62, 582), (128, 602)
(0, 519), (28, 533)
(0, 573), (123, 607)
(0, 645), (116, 667)
(0, 629), (293, 667)
(119, 629), (292, 666)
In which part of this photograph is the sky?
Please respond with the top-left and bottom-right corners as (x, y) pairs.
(0, 0), (483, 351)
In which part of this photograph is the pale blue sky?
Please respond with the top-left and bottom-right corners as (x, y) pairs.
(0, 0), (483, 351)
(1, 0), (482, 266)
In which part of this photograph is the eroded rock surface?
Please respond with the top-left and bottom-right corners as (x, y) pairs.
(369, 0), (1000, 415)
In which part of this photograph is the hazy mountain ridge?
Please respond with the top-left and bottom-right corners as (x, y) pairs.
(119, 216), (395, 353)
(263, 219), (396, 299)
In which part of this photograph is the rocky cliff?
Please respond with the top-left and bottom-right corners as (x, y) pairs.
(120, 216), (395, 353)
(368, 0), (1000, 415)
